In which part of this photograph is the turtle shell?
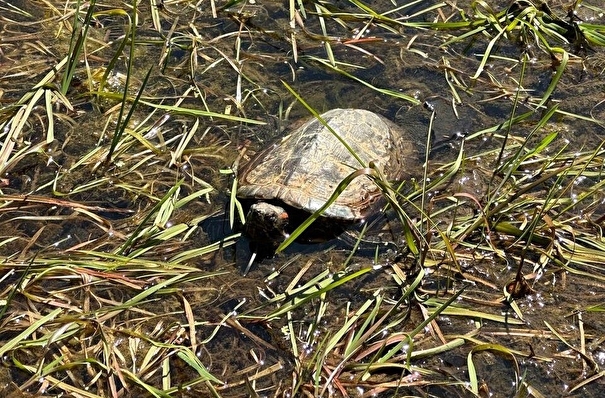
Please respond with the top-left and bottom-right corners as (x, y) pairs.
(237, 108), (415, 221)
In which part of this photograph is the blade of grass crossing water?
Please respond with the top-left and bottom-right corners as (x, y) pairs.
(61, 0), (95, 94)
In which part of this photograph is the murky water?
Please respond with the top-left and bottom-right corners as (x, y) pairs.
(1, 0), (605, 397)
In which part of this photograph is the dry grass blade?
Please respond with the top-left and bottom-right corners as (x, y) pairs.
(304, 56), (421, 105)
(467, 343), (520, 395)
(1, 0), (605, 396)
(0, 309), (62, 357)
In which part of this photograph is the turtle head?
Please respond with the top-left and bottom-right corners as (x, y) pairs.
(244, 202), (290, 247)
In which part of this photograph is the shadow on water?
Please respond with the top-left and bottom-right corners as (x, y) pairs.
(201, 197), (409, 275)
(1, 0), (605, 396)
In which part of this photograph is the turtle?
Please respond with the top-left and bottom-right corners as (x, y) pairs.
(237, 108), (417, 260)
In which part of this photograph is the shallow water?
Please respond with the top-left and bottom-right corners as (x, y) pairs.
(1, 0), (605, 397)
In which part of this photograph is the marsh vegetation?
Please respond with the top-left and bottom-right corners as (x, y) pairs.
(1, 0), (605, 397)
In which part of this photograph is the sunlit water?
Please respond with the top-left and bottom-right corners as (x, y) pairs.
(1, 0), (605, 397)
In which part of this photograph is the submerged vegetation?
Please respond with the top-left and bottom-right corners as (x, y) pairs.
(1, 0), (605, 396)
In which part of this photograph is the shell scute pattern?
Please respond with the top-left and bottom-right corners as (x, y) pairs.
(237, 108), (415, 221)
